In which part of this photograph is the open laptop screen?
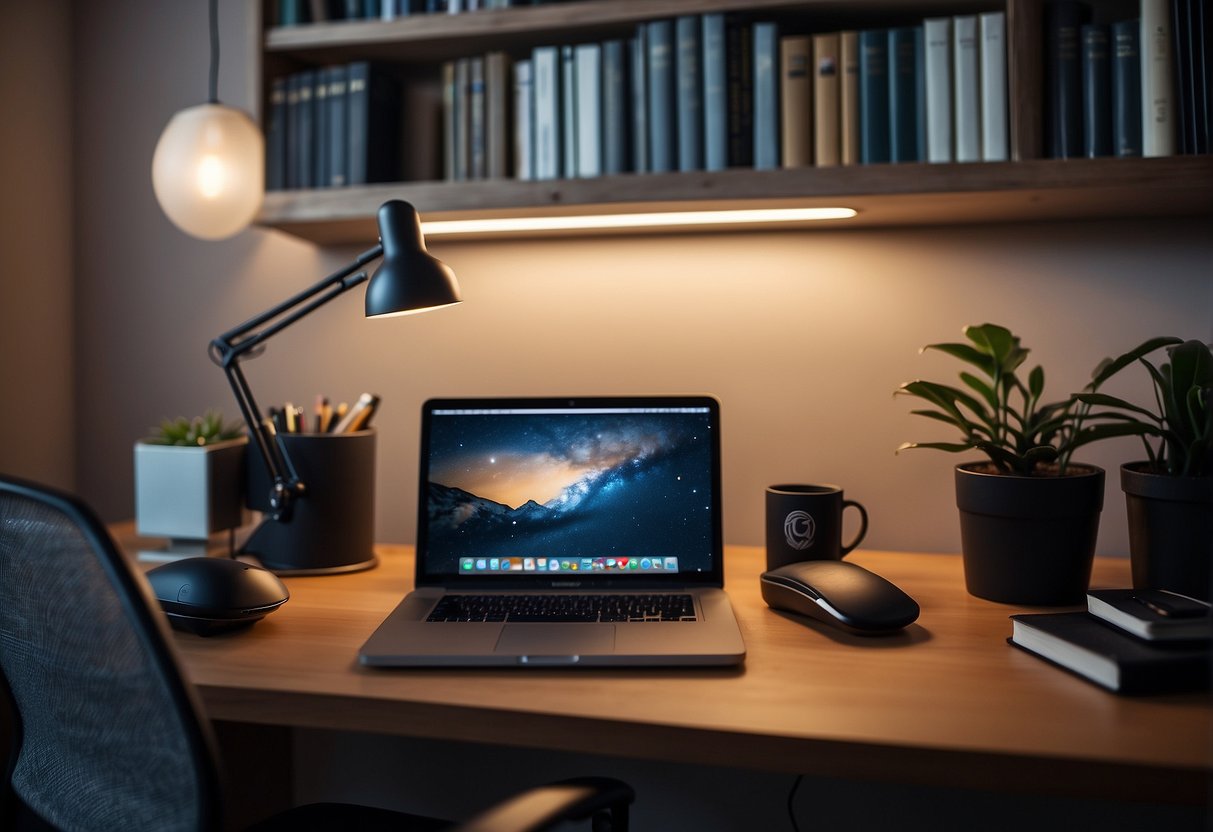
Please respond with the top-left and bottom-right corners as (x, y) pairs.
(416, 397), (723, 587)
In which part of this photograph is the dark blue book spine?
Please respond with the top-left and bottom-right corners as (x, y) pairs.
(858, 29), (890, 163)
(347, 63), (401, 185)
(327, 66), (349, 186)
(1111, 19), (1142, 157)
(728, 18), (754, 167)
(295, 70), (315, 188)
(314, 71), (329, 188)
(1045, 1), (1089, 159)
(647, 19), (677, 173)
(888, 27), (921, 162)
(676, 15), (704, 171)
(602, 39), (630, 174)
(267, 77), (287, 191)
(915, 27), (927, 162)
(753, 21), (780, 170)
(1082, 24), (1112, 157)
(630, 32), (648, 173)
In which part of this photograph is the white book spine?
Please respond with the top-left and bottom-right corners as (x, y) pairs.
(514, 59), (534, 181)
(979, 12), (1008, 161)
(575, 44), (602, 178)
(952, 15), (981, 163)
(533, 47), (561, 181)
(923, 17), (953, 162)
(1141, 0), (1175, 157)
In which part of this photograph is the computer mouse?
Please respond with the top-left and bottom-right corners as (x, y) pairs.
(760, 560), (919, 635)
(146, 557), (289, 636)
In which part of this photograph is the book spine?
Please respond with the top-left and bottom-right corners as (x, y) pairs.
(703, 13), (727, 171)
(267, 77), (287, 191)
(602, 40), (629, 175)
(952, 15), (980, 163)
(1082, 24), (1112, 157)
(285, 74), (300, 189)
(561, 45), (577, 178)
(1112, 19), (1143, 156)
(314, 67), (329, 188)
(888, 27), (921, 163)
(346, 64), (367, 185)
(727, 17), (754, 167)
(486, 52), (511, 179)
(858, 28), (889, 164)
(454, 58), (470, 180)
(532, 46), (561, 180)
(630, 30), (649, 174)
(780, 35), (812, 167)
(514, 58), (534, 180)
(923, 18), (952, 163)
(350, 62), (401, 184)
(327, 65), (348, 187)
(1194, 0), (1211, 153)
(676, 15), (704, 172)
(753, 21), (780, 170)
(469, 56), (487, 179)
(1046, 1), (1088, 158)
(1142, 0), (1176, 156)
(296, 69), (315, 187)
(575, 43), (602, 178)
(980, 12), (1009, 161)
(1172, 0), (1193, 154)
(840, 30), (859, 165)
(813, 33), (841, 167)
(442, 62), (455, 180)
(647, 19), (677, 173)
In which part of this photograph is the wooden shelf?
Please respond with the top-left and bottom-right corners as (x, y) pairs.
(257, 155), (1213, 244)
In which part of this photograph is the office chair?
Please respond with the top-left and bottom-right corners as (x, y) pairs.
(0, 475), (632, 832)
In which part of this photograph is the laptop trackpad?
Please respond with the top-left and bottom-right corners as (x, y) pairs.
(495, 624), (616, 656)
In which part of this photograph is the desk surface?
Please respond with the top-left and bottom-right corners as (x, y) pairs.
(126, 533), (1211, 804)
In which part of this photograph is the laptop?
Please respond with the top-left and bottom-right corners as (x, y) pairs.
(359, 396), (746, 667)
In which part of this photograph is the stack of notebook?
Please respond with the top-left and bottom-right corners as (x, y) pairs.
(1009, 589), (1212, 694)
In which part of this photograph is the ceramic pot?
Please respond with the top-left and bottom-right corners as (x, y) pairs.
(1121, 462), (1213, 602)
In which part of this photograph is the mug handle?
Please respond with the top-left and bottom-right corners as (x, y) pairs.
(840, 500), (869, 556)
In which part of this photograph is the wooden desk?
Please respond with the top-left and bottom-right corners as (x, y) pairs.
(136, 539), (1211, 805)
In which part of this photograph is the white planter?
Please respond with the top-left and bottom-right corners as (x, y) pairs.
(134, 437), (247, 541)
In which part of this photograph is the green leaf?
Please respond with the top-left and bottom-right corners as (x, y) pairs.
(897, 380), (987, 430)
(1087, 336), (1184, 389)
(896, 441), (979, 454)
(922, 342), (995, 376)
(1071, 392), (1161, 422)
(959, 372), (998, 410)
(1028, 365), (1044, 400)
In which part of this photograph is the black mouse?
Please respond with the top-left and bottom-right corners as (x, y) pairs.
(146, 557), (289, 636)
(760, 560), (919, 635)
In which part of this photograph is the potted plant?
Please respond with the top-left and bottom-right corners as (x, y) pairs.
(895, 324), (1130, 605)
(134, 411), (247, 557)
(1074, 338), (1212, 600)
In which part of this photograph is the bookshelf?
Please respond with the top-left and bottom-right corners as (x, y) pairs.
(256, 0), (1213, 244)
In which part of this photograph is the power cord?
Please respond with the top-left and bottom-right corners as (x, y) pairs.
(787, 774), (804, 832)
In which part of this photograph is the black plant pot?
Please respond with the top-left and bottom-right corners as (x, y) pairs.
(955, 463), (1104, 605)
(1121, 462), (1213, 602)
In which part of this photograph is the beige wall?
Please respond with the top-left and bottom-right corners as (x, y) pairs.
(0, 0), (74, 489)
(69, 1), (1212, 557)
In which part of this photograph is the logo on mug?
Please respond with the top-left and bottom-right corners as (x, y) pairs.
(783, 510), (815, 550)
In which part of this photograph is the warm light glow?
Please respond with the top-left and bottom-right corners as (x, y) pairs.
(366, 300), (462, 319)
(419, 207), (858, 236)
(152, 104), (264, 240)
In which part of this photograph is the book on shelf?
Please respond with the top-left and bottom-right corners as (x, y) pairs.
(813, 33), (841, 167)
(676, 15), (704, 172)
(952, 15), (980, 163)
(532, 45), (561, 180)
(840, 30), (859, 165)
(513, 58), (534, 180)
(630, 31), (649, 174)
(452, 58), (470, 180)
(1141, 0), (1176, 156)
(724, 15), (755, 169)
(485, 51), (511, 179)
(888, 26), (921, 163)
(1087, 588), (1212, 641)
(575, 43), (602, 178)
(601, 40), (629, 175)
(468, 56), (487, 180)
(267, 77), (287, 191)
(346, 62), (401, 186)
(294, 69), (316, 188)
(922, 17), (952, 163)
(561, 45), (577, 178)
(753, 22), (780, 170)
(314, 69), (330, 189)
(1082, 23), (1112, 158)
(647, 19), (677, 173)
(325, 65), (349, 187)
(442, 62), (456, 181)
(1111, 18), (1143, 156)
(858, 28), (889, 164)
(1010, 611), (1212, 695)
(979, 11), (1008, 161)
(1045, 1), (1089, 159)
(780, 35), (812, 168)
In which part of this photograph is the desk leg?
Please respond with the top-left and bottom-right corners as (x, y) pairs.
(212, 720), (294, 830)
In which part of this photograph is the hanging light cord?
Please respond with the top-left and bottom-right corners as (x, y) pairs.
(208, 0), (220, 104)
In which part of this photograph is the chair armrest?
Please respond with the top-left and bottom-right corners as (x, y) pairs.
(453, 776), (634, 832)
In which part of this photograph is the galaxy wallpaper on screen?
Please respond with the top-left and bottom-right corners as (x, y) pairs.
(425, 411), (715, 573)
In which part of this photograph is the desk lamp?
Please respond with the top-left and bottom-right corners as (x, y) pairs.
(209, 200), (460, 571)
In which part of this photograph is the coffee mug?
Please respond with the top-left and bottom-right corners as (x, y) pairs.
(765, 484), (869, 570)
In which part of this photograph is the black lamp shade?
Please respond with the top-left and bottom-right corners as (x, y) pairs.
(365, 200), (462, 318)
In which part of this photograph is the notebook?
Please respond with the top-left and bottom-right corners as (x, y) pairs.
(359, 396), (746, 667)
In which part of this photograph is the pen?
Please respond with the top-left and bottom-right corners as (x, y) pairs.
(334, 393), (379, 433)
(329, 402), (348, 432)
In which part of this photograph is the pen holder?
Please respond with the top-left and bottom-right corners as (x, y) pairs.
(242, 430), (377, 575)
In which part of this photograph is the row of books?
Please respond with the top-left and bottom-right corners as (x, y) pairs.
(1047, 0), (1211, 158)
(1010, 588), (1211, 694)
(275, 0), (581, 26)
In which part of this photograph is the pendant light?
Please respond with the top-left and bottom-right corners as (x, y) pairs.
(152, 0), (264, 240)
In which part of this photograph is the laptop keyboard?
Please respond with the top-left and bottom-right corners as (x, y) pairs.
(426, 593), (698, 623)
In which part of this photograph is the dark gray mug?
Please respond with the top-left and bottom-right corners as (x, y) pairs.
(765, 484), (869, 570)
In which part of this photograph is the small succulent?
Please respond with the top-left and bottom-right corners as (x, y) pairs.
(147, 410), (244, 447)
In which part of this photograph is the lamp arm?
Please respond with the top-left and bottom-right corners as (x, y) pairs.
(208, 244), (383, 522)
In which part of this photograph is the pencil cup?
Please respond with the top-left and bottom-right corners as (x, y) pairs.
(243, 430), (377, 574)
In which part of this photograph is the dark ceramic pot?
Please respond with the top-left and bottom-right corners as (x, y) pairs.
(1121, 462), (1213, 602)
(955, 463), (1104, 605)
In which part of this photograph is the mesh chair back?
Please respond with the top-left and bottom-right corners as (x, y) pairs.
(0, 476), (219, 832)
